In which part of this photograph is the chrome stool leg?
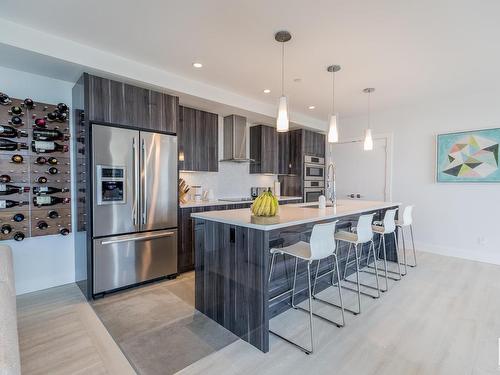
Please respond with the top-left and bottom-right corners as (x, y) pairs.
(410, 225), (417, 267)
(310, 254), (346, 326)
(271, 258), (314, 354)
(268, 252), (277, 283)
(399, 227), (408, 275)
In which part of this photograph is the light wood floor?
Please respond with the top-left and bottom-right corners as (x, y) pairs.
(16, 251), (500, 375)
(179, 251), (500, 375)
(16, 283), (136, 375)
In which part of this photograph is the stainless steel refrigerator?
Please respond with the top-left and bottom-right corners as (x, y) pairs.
(91, 124), (178, 294)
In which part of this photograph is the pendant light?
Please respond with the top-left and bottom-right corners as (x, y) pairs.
(363, 88), (375, 151)
(327, 65), (341, 143)
(275, 31), (292, 132)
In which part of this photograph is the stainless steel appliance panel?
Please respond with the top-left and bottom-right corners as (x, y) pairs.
(140, 132), (177, 231)
(304, 155), (325, 165)
(304, 163), (325, 180)
(92, 125), (139, 237)
(93, 229), (178, 294)
(304, 188), (325, 202)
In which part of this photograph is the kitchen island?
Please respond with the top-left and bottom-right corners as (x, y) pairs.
(191, 200), (400, 353)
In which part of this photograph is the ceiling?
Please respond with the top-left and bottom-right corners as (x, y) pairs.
(1, 0), (500, 123)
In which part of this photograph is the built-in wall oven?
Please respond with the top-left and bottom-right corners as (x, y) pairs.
(303, 155), (325, 202)
(304, 155), (325, 180)
(304, 180), (325, 203)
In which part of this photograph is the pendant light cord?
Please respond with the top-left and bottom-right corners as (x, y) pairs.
(368, 90), (371, 130)
(332, 71), (335, 114)
(281, 42), (285, 96)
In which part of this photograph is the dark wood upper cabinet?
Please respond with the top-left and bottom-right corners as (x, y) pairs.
(178, 106), (218, 172)
(250, 125), (278, 174)
(85, 73), (177, 133)
(303, 129), (326, 158)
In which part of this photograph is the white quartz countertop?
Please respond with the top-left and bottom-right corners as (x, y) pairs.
(179, 196), (302, 208)
(190, 199), (401, 231)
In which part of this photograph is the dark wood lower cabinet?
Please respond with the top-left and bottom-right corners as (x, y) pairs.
(177, 199), (302, 273)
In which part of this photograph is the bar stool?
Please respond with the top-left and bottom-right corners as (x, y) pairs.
(334, 213), (381, 315)
(366, 208), (402, 291)
(268, 221), (344, 355)
(396, 205), (417, 274)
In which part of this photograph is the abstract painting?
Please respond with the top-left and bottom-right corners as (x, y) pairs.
(436, 128), (500, 182)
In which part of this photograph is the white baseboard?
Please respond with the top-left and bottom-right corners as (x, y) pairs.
(415, 241), (500, 266)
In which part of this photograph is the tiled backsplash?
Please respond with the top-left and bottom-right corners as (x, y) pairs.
(180, 162), (276, 199)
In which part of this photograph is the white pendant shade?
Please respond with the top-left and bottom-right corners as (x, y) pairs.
(363, 128), (373, 151)
(327, 114), (339, 143)
(276, 95), (289, 132)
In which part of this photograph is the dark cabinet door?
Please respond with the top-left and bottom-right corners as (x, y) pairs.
(278, 132), (290, 174)
(288, 129), (303, 176)
(85, 73), (177, 133)
(178, 106), (218, 172)
(250, 125), (278, 174)
(303, 129), (326, 158)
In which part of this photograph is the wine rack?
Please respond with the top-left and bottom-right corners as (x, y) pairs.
(0, 93), (71, 241)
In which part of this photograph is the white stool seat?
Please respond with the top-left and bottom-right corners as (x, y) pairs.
(334, 230), (359, 244)
(271, 241), (312, 260)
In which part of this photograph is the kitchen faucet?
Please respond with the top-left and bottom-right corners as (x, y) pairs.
(326, 162), (337, 207)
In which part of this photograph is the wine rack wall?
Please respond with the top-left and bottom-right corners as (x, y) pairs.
(0, 93), (71, 241)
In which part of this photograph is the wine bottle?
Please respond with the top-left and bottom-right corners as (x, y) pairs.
(13, 232), (25, 241)
(23, 98), (34, 109)
(13, 213), (24, 222)
(0, 184), (30, 195)
(1, 224), (12, 235)
(0, 139), (28, 151)
(0, 175), (11, 183)
(9, 116), (23, 126)
(0, 93), (12, 105)
(0, 125), (28, 138)
(47, 167), (58, 175)
(34, 118), (47, 128)
(57, 103), (69, 113)
(47, 112), (58, 121)
(48, 210), (59, 219)
(11, 154), (23, 164)
(36, 176), (48, 184)
(33, 128), (68, 141)
(31, 141), (68, 154)
(9, 106), (23, 115)
(0, 200), (26, 208)
(32, 196), (70, 207)
(60, 227), (70, 236)
(37, 221), (48, 230)
(48, 157), (58, 165)
(33, 186), (69, 195)
(57, 112), (68, 122)
(35, 156), (47, 165)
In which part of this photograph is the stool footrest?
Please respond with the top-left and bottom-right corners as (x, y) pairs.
(364, 265), (402, 280)
(269, 287), (294, 302)
(269, 330), (312, 355)
(294, 305), (344, 327)
(341, 280), (382, 296)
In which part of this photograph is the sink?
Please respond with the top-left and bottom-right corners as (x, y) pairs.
(300, 203), (339, 208)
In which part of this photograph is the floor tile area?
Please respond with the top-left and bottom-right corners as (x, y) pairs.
(91, 272), (238, 375)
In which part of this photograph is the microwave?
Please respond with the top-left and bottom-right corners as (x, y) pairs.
(304, 155), (325, 181)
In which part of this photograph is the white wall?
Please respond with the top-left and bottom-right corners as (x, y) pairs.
(180, 117), (277, 198)
(0, 66), (76, 295)
(331, 88), (500, 265)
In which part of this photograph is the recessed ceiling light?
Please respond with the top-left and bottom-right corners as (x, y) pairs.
(192, 62), (203, 68)
(263, 89), (271, 94)
(308, 105), (315, 110)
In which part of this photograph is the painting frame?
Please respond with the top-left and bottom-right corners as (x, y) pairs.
(436, 127), (500, 183)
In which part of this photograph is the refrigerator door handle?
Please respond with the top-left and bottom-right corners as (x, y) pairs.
(101, 231), (176, 245)
(141, 138), (147, 225)
(132, 138), (137, 226)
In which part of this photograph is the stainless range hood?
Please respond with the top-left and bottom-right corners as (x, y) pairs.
(220, 114), (254, 162)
